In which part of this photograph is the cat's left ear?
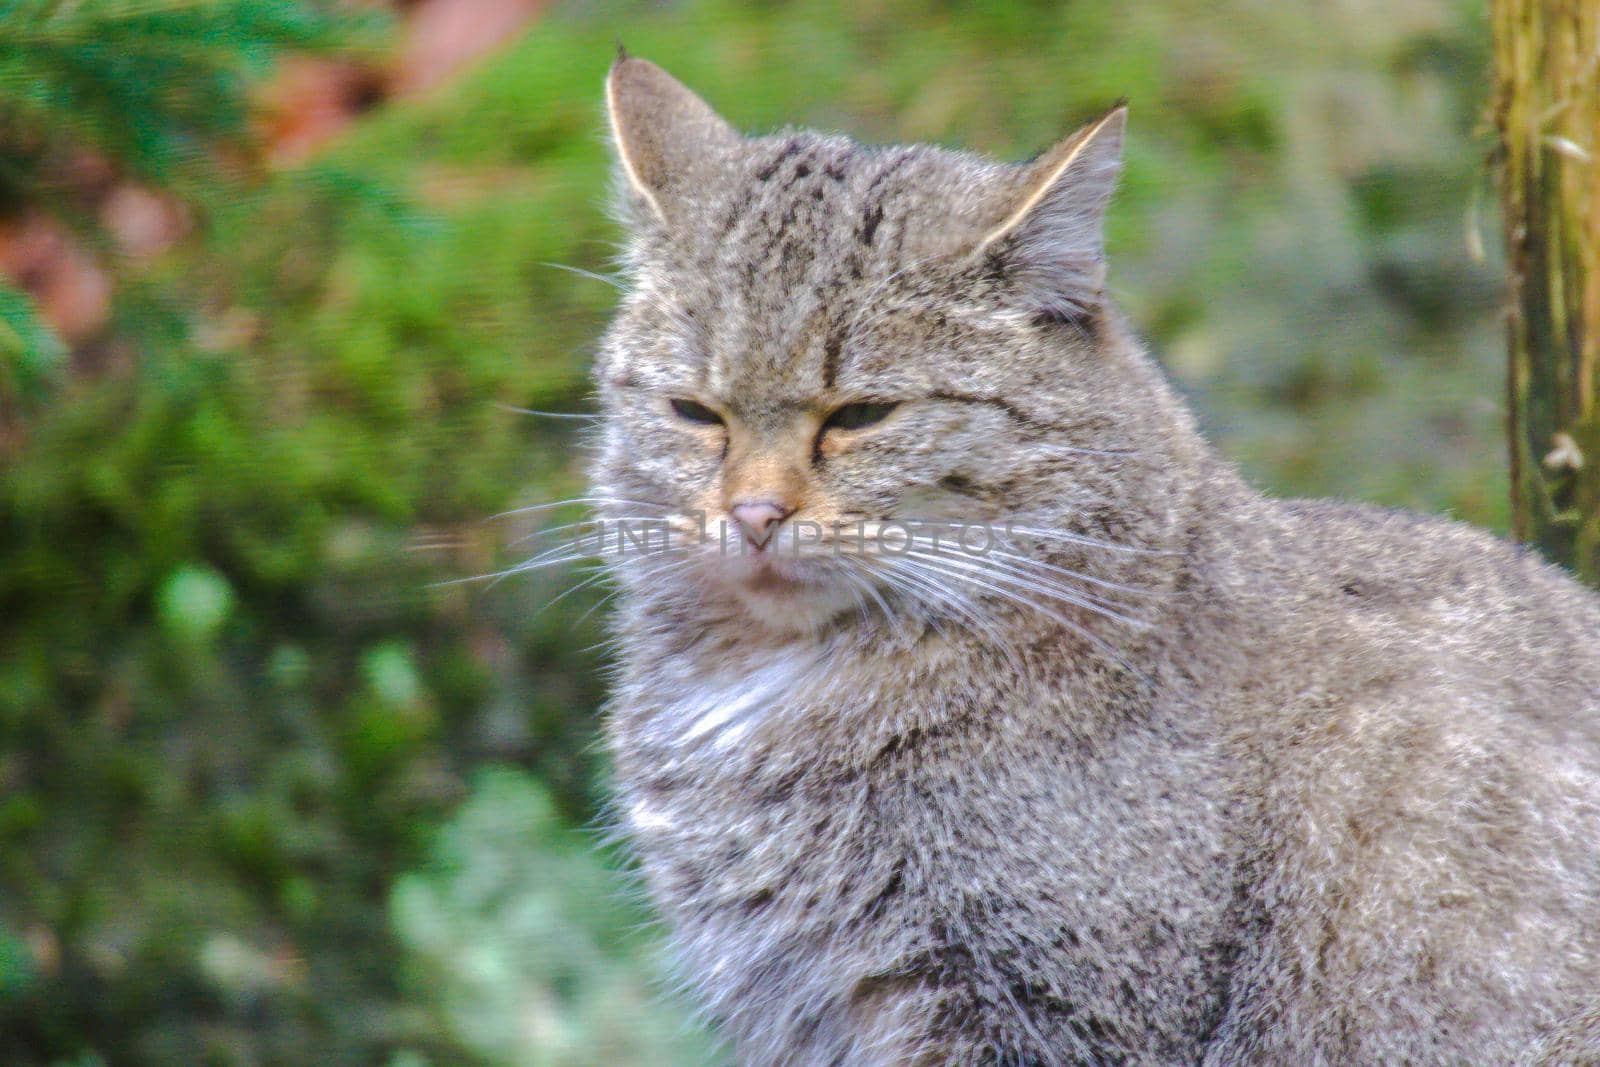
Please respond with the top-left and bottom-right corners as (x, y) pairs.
(971, 105), (1126, 323)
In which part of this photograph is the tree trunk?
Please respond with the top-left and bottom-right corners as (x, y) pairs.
(1494, 0), (1600, 585)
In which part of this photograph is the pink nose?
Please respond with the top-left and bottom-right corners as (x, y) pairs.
(730, 500), (791, 547)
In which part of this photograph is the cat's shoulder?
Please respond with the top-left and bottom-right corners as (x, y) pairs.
(1271, 495), (1600, 629)
(1259, 497), (1600, 728)
(1191, 490), (1600, 740)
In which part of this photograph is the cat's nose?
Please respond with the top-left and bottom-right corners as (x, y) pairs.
(730, 500), (791, 548)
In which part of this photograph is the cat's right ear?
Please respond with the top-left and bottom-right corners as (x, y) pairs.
(605, 56), (742, 229)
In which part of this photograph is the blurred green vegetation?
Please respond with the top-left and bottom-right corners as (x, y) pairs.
(391, 768), (716, 1066)
(0, 0), (1501, 1063)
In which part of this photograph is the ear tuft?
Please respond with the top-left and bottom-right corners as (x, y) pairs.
(975, 105), (1126, 322)
(605, 57), (740, 227)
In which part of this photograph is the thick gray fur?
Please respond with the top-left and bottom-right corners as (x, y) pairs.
(590, 57), (1600, 1065)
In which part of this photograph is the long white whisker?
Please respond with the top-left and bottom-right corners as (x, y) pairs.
(904, 549), (1147, 629)
(607, 551), (697, 586)
(902, 553), (1130, 643)
(508, 516), (671, 549)
(944, 550), (1145, 617)
(519, 535), (611, 568)
(834, 567), (876, 632)
(501, 523), (696, 592)
(572, 585), (623, 630)
(835, 559), (890, 621)
(540, 260), (626, 290)
(533, 567), (613, 618)
(879, 558), (1028, 678)
(491, 554), (598, 586)
(430, 551), (597, 593)
(976, 547), (1170, 600)
(840, 556), (925, 648)
(494, 402), (601, 422)
(898, 554), (1145, 681)
(868, 559), (956, 644)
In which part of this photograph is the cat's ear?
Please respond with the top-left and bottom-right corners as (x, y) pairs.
(971, 105), (1126, 322)
(605, 55), (742, 228)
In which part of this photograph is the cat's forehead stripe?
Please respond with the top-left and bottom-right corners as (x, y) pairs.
(683, 137), (1003, 406)
(695, 137), (896, 402)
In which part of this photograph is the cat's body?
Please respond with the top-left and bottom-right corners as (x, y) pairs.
(591, 57), (1600, 1064)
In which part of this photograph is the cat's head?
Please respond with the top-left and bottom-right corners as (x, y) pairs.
(590, 57), (1193, 637)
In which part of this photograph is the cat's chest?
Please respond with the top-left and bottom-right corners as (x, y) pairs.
(610, 652), (911, 1019)
(625, 648), (829, 758)
(609, 646), (1235, 1059)
(612, 646), (869, 855)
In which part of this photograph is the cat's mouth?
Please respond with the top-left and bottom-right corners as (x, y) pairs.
(727, 550), (817, 591)
(709, 550), (862, 632)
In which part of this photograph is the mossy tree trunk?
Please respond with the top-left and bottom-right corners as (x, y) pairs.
(1494, 0), (1600, 585)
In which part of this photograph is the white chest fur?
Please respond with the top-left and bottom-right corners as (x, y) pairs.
(622, 643), (838, 836)
(641, 645), (833, 751)
(613, 641), (913, 1062)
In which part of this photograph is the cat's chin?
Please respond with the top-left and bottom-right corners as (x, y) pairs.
(715, 555), (861, 636)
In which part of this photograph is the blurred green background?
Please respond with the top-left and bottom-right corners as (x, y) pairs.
(0, 0), (1502, 1063)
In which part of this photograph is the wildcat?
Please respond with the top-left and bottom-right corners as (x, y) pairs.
(588, 55), (1600, 1065)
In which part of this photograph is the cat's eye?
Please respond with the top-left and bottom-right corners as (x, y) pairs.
(823, 401), (899, 433)
(669, 398), (724, 426)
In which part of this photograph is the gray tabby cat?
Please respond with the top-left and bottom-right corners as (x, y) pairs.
(589, 55), (1600, 1065)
